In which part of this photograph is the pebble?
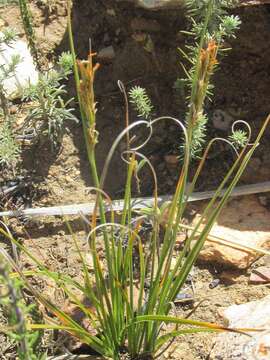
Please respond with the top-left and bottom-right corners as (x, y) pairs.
(9, 104), (17, 114)
(209, 279), (220, 289)
(249, 266), (270, 284)
(97, 45), (115, 62)
(174, 292), (194, 304)
(164, 154), (178, 167)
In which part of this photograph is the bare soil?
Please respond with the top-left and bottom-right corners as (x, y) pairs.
(0, 1), (270, 359)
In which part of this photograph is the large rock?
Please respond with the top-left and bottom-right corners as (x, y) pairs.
(210, 295), (270, 359)
(190, 195), (270, 269)
(0, 35), (39, 99)
(117, 0), (184, 9)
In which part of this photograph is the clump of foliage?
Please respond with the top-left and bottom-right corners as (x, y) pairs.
(178, 0), (241, 158)
(0, 28), (21, 167)
(229, 129), (248, 149)
(0, 254), (43, 360)
(23, 51), (77, 149)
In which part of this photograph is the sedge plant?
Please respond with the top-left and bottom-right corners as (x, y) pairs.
(0, 1), (269, 359)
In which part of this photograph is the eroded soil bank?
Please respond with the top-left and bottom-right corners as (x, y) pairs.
(0, 1), (270, 359)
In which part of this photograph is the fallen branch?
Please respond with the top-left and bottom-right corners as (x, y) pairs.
(0, 181), (269, 218)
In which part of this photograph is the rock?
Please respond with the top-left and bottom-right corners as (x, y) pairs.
(212, 109), (234, 131)
(97, 45), (115, 62)
(117, 0), (184, 9)
(210, 295), (270, 360)
(190, 196), (270, 269)
(0, 35), (39, 99)
(249, 266), (270, 284)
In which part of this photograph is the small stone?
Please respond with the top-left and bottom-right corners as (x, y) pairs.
(0, 34), (38, 99)
(191, 195), (270, 269)
(9, 105), (17, 114)
(212, 109), (233, 131)
(209, 279), (220, 289)
(210, 295), (270, 359)
(250, 266), (270, 284)
(164, 154), (178, 166)
(65, 175), (73, 183)
(97, 45), (115, 62)
(85, 253), (94, 270)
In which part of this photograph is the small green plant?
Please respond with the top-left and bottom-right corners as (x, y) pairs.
(229, 129), (248, 149)
(23, 51), (77, 148)
(18, 0), (40, 69)
(0, 121), (20, 167)
(129, 86), (153, 119)
(0, 28), (21, 118)
(0, 254), (43, 360)
(0, 28), (21, 167)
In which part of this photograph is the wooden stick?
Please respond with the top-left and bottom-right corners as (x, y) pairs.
(0, 181), (269, 218)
